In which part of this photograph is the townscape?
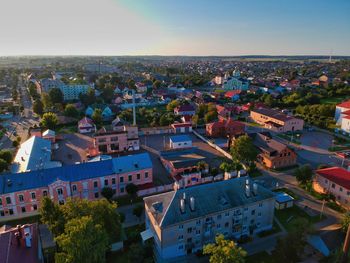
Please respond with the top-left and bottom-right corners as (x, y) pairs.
(1, 1), (350, 263)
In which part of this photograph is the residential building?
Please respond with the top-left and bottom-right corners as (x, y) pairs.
(171, 122), (193, 134)
(206, 118), (245, 138)
(59, 84), (91, 101)
(174, 105), (196, 116)
(85, 105), (113, 121)
(275, 192), (294, 210)
(223, 76), (249, 91)
(143, 177), (275, 261)
(0, 153), (152, 219)
(313, 167), (350, 208)
(92, 125), (139, 155)
(11, 136), (61, 173)
(78, 117), (96, 134)
(335, 100), (350, 134)
(214, 74), (224, 85)
(249, 132), (297, 169)
(169, 135), (192, 149)
(160, 148), (206, 187)
(250, 108), (304, 133)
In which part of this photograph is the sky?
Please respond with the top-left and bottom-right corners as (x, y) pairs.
(0, 0), (349, 56)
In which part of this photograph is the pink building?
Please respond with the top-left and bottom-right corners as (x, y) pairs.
(0, 153), (152, 219)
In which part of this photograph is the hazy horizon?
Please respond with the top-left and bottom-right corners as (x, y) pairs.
(1, 0), (349, 56)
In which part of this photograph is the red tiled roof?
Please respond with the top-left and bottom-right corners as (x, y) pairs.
(337, 101), (350, 109)
(343, 115), (350, 120)
(225, 90), (241, 98)
(341, 110), (350, 115)
(316, 167), (350, 190)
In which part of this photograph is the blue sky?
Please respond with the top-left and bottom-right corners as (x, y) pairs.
(0, 0), (349, 56)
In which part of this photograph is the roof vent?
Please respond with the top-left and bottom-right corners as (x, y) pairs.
(190, 197), (195, 212)
(152, 202), (163, 213)
(7, 179), (12, 187)
(134, 162), (139, 168)
(253, 183), (258, 196)
(182, 192), (186, 201)
(245, 184), (251, 198)
(180, 198), (185, 214)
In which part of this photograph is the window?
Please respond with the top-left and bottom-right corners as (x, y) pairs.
(178, 235), (184, 241)
(145, 172), (149, 178)
(0, 211), (4, 217)
(59, 200), (65, 205)
(128, 175), (132, 182)
(225, 222), (229, 228)
(21, 207), (26, 213)
(72, 185), (77, 192)
(244, 207), (248, 211)
(217, 214), (222, 220)
(18, 194), (24, 202)
(340, 187), (343, 192)
(137, 174), (141, 180)
(251, 210), (255, 215)
(104, 179), (108, 186)
(347, 191), (350, 196)
(93, 181), (98, 188)
(94, 192), (99, 198)
(178, 245), (183, 250)
(9, 209), (13, 215)
(57, 188), (63, 195)
(31, 192), (36, 200)
(196, 220), (201, 226)
(187, 227), (192, 234)
(33, 204), (37, 211)
(196, 230), (201, 235)
(258, 212), (262, 217)
(6, 197), (11, 204)
(259, 203), (263, 207)
(179, 225), (184, 229)
(120, 176), (124, 183)
(0, 198), (2, 206)
(112, 178), (116, 185)
(43, 190), (48, 197)
(250, 219), (255, 225)
(120, 187), (124, 193)
(225, 212), (229, 217)
(331, 183), (335, 189)
(217, 224), (221, 229)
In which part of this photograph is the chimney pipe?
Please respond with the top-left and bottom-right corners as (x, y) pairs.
(190, 197), (195, 211)
(180, 198), (185, 213)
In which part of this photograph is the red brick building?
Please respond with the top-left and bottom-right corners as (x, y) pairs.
(206, 118), (245, 138)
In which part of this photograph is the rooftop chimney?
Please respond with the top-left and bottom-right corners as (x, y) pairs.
(180, 198), (185, 214)
(253, 183), (258, 195)
(190, 197), (195, 211)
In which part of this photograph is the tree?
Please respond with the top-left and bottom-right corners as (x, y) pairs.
(49, 88), (64, 104)
(40, 197), (65, 236)
(126, 183), (138, 200)
(64, 104), (79, 118)
(197, 161), (207, 172)
(41, 112), (58, 130)
(101, 84), (114, 103)
(153, 80), (161, 89)
(92, 108), (103, 125)
(166, 100), (180, 112)
(79, 88), (96, 106)
(294, 164), (313, 185)
(127, 79), (135, 89)
(230, 135), (258, 165)
(128, 243), (145, 262)
(341, 213), (350, 232)
(0, 150), (12, 164)
(101, 187), (114, 201)
(0, 159), (8, 173)
(33, 100), (44, 115)
(203, 234), (247, 263)
(204, 110), (218, 123)
(133, 204), (144, 222)
(41, 92), (53, 111)
(220, 162), (233, 172)
(55, 216), (108, 263)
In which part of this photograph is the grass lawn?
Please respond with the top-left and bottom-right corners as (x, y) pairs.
(57, 124), (77, 134)
(275, 206), (323, 233)
(257, 219), (281, 238)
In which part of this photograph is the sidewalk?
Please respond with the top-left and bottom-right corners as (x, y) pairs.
(116, 202), (145, 228)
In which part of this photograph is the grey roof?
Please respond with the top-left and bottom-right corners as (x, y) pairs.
(144, 177), (275, 228)
(160, 148), (206, 169)
(249, 132), (287, 156)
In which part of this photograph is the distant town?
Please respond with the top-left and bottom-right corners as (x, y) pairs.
(0, 55), (350, 263)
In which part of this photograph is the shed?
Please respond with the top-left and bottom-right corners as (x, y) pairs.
(275, 192), (294, 210)
(169, 135), (192, 149)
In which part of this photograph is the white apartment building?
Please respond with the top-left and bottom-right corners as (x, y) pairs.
(143, 177), (275, 262)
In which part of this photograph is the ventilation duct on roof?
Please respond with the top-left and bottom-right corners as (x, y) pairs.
(190, 197), (195, 212)
(180, 198), (185, 214)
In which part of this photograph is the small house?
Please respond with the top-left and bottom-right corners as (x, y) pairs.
(78, 117), (96, 134)
(275, 192), (294, 210)
(169, 135), (192, 149)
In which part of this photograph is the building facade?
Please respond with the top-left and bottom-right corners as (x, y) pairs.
(143, 178), (275, 262)
(313, 167), (350, 208)
(206, 118), (245, 138)
(0, 153), (152, 220)
(250, 108), (304, 133)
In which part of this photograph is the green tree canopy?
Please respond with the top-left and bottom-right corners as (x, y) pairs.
(64, 104), (79, 118)
(166, 100), (180, 112)
(0, 150), (13, 164)
(41, 112), (58, 130)
(230, 135), (258, 165)
(101, 186), (114, 201)
(92, 108), (103, 125)
(49, 88), (64, 104)
(133, 204), (144, 221)
(203, 234), (247, 263)
(33, 99), (44, 115)
(55, 216), (108, 263)
(294, 164), (313, 185)
(0, 159), (9, 173)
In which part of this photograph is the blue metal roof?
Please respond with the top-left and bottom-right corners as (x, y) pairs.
(169, 135), (192, 143)
(275, 192), (294, 203)
(0, 153), (152, 194)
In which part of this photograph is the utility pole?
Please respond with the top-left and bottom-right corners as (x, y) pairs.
(342, 224), (350, 263)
